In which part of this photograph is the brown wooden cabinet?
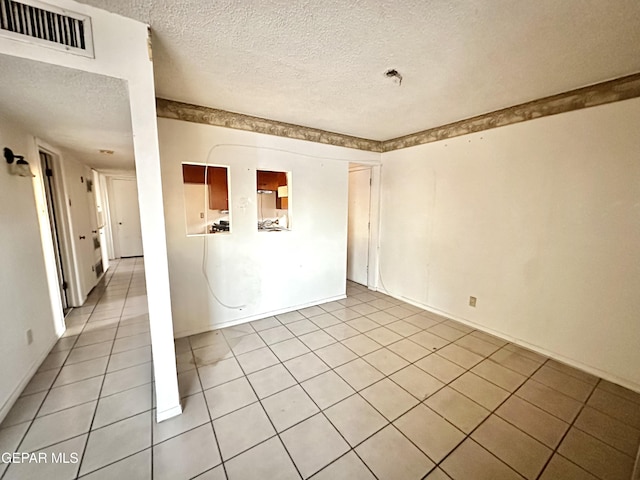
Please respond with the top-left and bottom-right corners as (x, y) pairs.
(257, 171), (286, 191)
(182, 164), (229, 210)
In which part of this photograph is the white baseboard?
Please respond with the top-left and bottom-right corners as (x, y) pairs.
(156, 403), (183, 423)
(174, 294), (346, 339)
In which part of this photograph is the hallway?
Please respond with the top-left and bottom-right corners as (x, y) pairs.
(0, 260), (639, 479)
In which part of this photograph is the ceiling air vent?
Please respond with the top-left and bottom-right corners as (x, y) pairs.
(0, 0), (93, 57)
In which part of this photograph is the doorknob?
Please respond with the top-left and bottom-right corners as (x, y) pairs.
(79, 235), (86, 240)
(119, 222), (122, 225)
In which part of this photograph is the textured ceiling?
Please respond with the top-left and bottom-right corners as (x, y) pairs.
(79, 0), (640, 140)
(0, 54), (134, 171)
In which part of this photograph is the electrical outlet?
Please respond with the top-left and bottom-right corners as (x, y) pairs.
(26, 329), (33, 345)
(469, 296), (477, 307)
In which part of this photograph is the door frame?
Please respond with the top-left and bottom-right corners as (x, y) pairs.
(33, 139), (84, 309)
(347, 162), (381, 290)
(107, 174), (141, 258)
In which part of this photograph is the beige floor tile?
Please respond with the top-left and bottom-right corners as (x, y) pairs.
(101, 362), (152, 397)
(66, 341), (112, 365)
(284, 352), (329, 382)
(469, 331), (508, 347)
(116, 322), (150, 339)
(502, 344), (547, 363)
(356, 425), (434, 480)
(247, 364), (296, 399)
(441, 439), (522, 480)
(415, 354), (465, 383)
(347, 316), (380, 333)
(189, 330), (227, 350)
(574, 406), (640, 457)
(53, 357), (109, 388)
(362, 348), (408, 375)
(37, 350), (70, 372)
(424, 467), (453, 479)
(472, 415), (551, 479)
(154, 424), (221, 480)
(341, 334), (383, 356)
(276, 310), (305, 324)
(349, 303), (380, 317)
(20, 401), (96, 452)
(437, 344), (483, 369)
(454, 335), (501, 357)
(236, 347), (279, 374)
(198, 357), (244, 390)
(193, 343), (234, 368)
(428, 324), (467, 342)
(93, 383), (152, 428)
(324, 394), (387, 446)
(250, 316), (281, 332)
(495, 395), (569, 448)
(299, 330), (337, 350)
(424, 387), (490, 434)
(301, 371), (355, 409)
(75, 328), (117, 348)
(270, 338), (311, 362)
(80, 449), (151, 480)
(280, 413), (349, 478)
(489, 349), (541, 376)
(1, 392), (46, 427)
(261, 385), (319, 432)
(394, 404), (465, 463)
(193, 465), (226, 480)
(79, 411), (151, 476)
(331, 307), (362, 322)
(544, 359), (599, 385)
(4, 433), (86, 480)
(325, 323), (360, 341)
(360, 379), (418, 421)
(385, 305), (414, 319)
(366, 310), (397, 325)
(222, 324), (255, 341)
(213, 402), (275, 460)
(515, 379), (583, 422)
(531, 365), (595, 402)
(598, 380), (640, 405)
(335, 358), (384, 391)
(0, 421), (30, 466)
(107, 345), (152, 373)
(177, 368), (203, 398)
(204, 377), (258, 419)
(286, 319), (319, 336)
(538, 454), (599, 480)
(407, 331), (449, 352)
(21, 370), (61, 397)
(298, 306), (325, 318)
(588, 387), (640, 429)
(557, 428), (635, 480)
(315, 342), (358, 368)
(390, 365), (444, 401)
(310, 451), (375, 480)
(258, 325), (294, 345)
(228, 333), (267, 355)
(386, 320), (422, 337)
(404, 314), (439, 330)
(153, 392), (210, 444)
(450, 372), (510, 410)
(387, 338), (430, 362)
(365, 327), (403, 346)
(225, 437), (299, 480)
(310, 313), (342, 329)
(471, 359), (527, 391)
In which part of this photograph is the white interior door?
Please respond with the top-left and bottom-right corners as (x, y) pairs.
(112, 178), (143, 257)
(347, 167), (371, 285)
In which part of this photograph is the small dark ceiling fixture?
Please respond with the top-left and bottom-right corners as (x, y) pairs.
(385, 69), (403, 86)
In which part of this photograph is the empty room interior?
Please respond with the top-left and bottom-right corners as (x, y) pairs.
(0, 0), (639, 479)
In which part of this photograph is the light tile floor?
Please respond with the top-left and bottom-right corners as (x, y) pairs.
(1, 258), (640, 479)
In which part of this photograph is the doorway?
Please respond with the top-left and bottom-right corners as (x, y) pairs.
(347, 164), (372, 286)
(39, 151), (70, 313)
(111, 178), (144, 257)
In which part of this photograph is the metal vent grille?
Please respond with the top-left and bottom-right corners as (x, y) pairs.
(0, 0), (93, 57)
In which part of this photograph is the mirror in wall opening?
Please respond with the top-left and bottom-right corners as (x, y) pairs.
(182, 163), (230, 235)
(257, 170), (290, 231)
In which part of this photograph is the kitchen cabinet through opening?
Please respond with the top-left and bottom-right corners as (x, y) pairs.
(182, 163), (230, 235)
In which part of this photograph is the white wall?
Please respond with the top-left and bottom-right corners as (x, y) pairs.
(0, 115), (58, 422)
(158, 118), (379, 337)
(0, 0), (181, 421)
(379, 98), (640, 390)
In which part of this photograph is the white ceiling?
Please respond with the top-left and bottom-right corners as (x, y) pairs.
(0, 54), (134, 171)
(79, 0), (640, 140)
